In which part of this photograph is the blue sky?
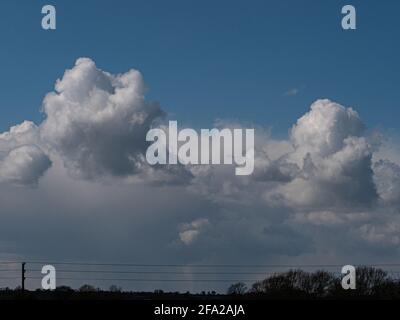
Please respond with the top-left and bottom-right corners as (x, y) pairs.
(0, 0), (399, 135)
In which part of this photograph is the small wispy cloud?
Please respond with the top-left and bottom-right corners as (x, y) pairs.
(284, 88), (300, 96)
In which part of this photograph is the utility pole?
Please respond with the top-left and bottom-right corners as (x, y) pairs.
(21, 262), (26, 293)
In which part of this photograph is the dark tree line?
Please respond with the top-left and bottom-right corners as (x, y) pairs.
(227, 267), (400, 299)
(1, 267), (399, 299)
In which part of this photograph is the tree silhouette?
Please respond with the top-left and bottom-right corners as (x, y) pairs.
(79, 284), (98, 293)
(109, 285), (122, 293)
(247, 267), (399, 298)
(227, 282), (247, 295)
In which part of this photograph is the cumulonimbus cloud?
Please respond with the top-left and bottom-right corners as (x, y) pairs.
(1, 58), (400, 271)
(0, 59), (399, 231)
(40, 58), (166, 180)
(189, 100), (386, 210)
(184, 99), (400, 251)
(274, 99), (377, 209)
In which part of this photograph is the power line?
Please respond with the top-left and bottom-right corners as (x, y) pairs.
(26, 269), (278, 275)
(26, 276), (262, 282)
(18, 261), (400, 268)
(0, 269), (20, 272)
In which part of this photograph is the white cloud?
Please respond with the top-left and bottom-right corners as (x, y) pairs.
(40, 58), (167, 181)
(179, 218), (210, 245)
(190, 100), (378, 211)
(289, 99), (364, 161)
(183, 98), (400, 254)
(264, 100), (376, 209)
(0, 121), (51, 186)
(357, 219), (400, 247)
